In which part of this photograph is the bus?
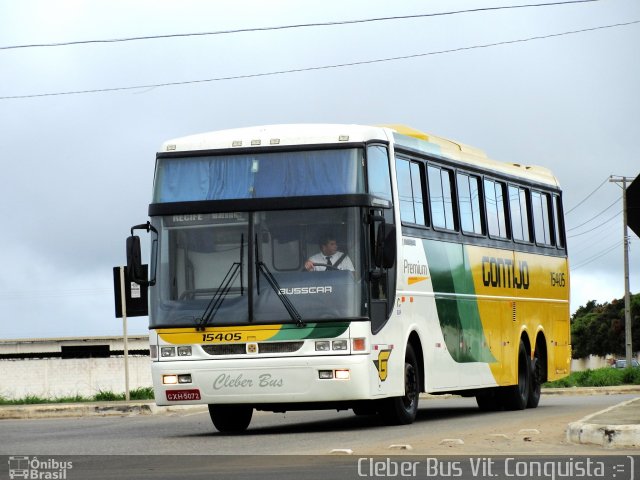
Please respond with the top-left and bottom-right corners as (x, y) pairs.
(126, 123), (570, 432)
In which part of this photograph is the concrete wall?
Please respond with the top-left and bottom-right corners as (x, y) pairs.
(0, 354), (614, 400)
(1, 356), (152, 400)
(571, 355), (610, 372)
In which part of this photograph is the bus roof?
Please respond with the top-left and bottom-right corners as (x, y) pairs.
(161, 123), (560, 188)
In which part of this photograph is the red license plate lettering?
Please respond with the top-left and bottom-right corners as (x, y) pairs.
(166, 389), (201, 401)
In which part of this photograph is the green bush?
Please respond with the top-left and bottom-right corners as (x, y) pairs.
(94, 390), (125, 401)
(0, 387), (154, 405)
(129, 386), (154, 400)
(544, 366), (640, 388)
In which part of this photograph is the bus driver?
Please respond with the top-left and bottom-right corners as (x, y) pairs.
(304, 234), (354, 272)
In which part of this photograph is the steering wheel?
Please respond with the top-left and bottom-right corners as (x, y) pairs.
(312, 262), (338, 271)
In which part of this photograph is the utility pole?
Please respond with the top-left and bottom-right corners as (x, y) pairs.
(609, 175), (632, 366)
(118, 266), (131, 402)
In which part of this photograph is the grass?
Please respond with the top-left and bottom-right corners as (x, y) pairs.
(544, 366), (640, 388)
(0, 387), (155, 405)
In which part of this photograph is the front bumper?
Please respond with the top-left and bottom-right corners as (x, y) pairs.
(152, 353), (373, 406)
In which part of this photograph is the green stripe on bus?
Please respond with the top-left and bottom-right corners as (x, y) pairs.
(423, 240), (495, 363)
(271, 322), (350, 340)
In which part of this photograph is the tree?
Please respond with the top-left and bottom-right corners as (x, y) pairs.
(570, 293), (640, 358)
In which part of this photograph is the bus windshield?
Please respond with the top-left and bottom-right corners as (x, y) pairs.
(150, 207), (365, 328)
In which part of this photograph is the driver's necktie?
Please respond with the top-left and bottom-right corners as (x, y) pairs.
(326, 256), (332, 266)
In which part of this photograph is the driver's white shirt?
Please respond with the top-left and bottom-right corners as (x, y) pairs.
(307, 251), (354, 271)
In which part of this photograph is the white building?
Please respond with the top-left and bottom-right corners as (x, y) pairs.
(0, 336), (152, 400)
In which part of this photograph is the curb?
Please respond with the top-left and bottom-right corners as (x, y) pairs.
(543, 385), (640, 395)
(0, 401), (207, 420)
(1, 386), (638, 421)
(566, 397), (640, 449)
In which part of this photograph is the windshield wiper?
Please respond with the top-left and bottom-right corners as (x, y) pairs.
(254, 233), (304, 327)
(256, 261), (305, 328)
(196, 234), (244, 331)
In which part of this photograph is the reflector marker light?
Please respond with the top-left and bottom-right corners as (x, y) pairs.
(352, 338), (366, 351)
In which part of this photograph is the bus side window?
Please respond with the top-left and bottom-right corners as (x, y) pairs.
(396, 157), (426, 226)
(428, 165), (456, 231)
(457, 173), (483, 235)
(553, 195), (565, 248)
(484, 179), (508, 239)
(508, 185), (531, 242)
(532, 191), (553, 246)
(367, 145), (392, 200)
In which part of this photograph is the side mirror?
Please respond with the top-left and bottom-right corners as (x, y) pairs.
(382, 225), (396, 269)
(127, 222), (158, 286)
(126, 235), (145, 284)
(371, 213), (396, 269)
(373, 216), (385, 268)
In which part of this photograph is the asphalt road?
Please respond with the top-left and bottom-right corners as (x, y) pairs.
(2, 393), (637, 456)
(3, 393), (639, 480)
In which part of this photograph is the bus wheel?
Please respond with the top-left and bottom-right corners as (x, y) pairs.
(501, 340), (530, 411)
(527, 351), (542, 408)
(475, 389), (503, 411)
(208, 404), (253, 433)
(353, 401), (378, 416)
(380, 344), (419, 425)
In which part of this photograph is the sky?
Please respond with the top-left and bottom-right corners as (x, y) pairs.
(0, 0), (638, 339)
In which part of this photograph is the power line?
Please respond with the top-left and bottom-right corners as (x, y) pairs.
(565, 176), (609, 214)
(0, 0), (601, 51)
(566, 197), (619, 231)
(2, 19), (638, 101)
(570, 232), (613, 257)
(0, 289), (112, 300)
(571, 240), (621, 270)
(567, 209), (621, 238)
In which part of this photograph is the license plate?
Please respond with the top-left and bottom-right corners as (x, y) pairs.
(166, 389), (201, 401)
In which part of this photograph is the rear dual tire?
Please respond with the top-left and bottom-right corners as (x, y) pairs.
(475, 340), (541, 411)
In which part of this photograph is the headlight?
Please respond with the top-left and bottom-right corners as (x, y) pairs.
(332, 340), (348, 351)
(161, 347), (176, 357)
(177, 346), (192, 357)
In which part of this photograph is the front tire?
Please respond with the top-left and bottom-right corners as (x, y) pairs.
(380, 344), (420, 425)
(208, 404), (253, 433)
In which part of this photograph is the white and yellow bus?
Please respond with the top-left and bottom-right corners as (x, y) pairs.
(127, 124), (570, 432)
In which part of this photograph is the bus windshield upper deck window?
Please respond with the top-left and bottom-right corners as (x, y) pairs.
(153, 149), (365, 203)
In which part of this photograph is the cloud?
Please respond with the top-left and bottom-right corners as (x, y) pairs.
(1, 0), (639, 338)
